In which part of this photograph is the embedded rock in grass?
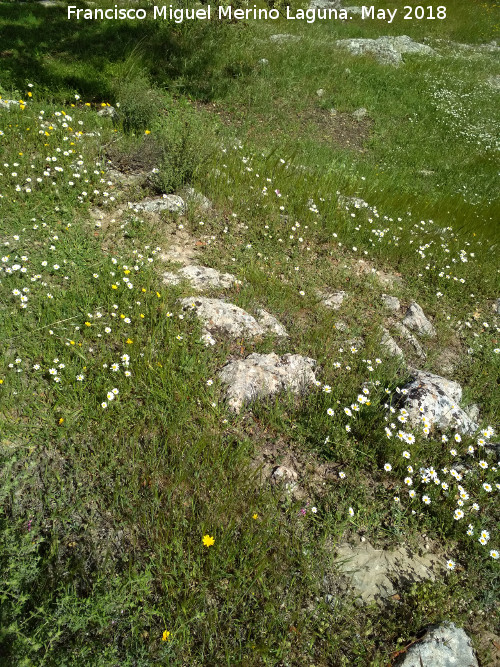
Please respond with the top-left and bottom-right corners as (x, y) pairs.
(159, 231), (200, 266)
(106, 169), (149, 187)
(336, 36), (437, 66)
(352, 107), (368, 121)
(494, 297), (500, 314)
(402, 302), (436, 338)
(394, 322), (426, 359)
(179, 298), (288, 342)
(394, 622), (479, 667)
(178, 187), (212, 211)
(255, 308), (289, 337)
(399, 369), (478, 435)
(353, 259), (403, 289)
(380, 294), (400, 312)
(163, 266), (238, 290)
(335, 541), (444, 604)
(218, 353), (317, 413)
(317, 290), (347, 310)
(381, 328), (404, 358)
(128, 195), (186, 214)
(487, 75), (500, 90)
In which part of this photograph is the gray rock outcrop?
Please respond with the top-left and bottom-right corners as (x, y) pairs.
(218, 352), (317, 413)
(381, 294), (401, 312)
(179, 297), (288, 343)
(398, 370), (478, 434)
(336, 36), (437, 66)
(129, 195), (186, 214)
(381, 328), (404, 358)
(395, 622), (478, 667)
(317, 290), (347, 310)
(163, 265), (237, 290)
(402, 302), (436, 337)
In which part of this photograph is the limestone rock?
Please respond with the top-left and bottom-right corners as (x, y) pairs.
(255, 308), (289, 337)
(381, 328), (404, 358)
(395, 622), (478, 667)
(218, 353), (317, 413)
(335, 541), (444, 604)
(317, 290), (347, 310)
(381, 294), (401, 312)
(394, 322), (426, 359)
(179, 298), (288, 342)
(352, 107), (368, 120)
(179, 187), (212, 211)
(399, 370), (478, 434)
(129, 195), (186, 214)
(402, 302), (436, 337)
(494, 297), (500, 314)
(163, 265), (237, 290)
(336, 36), (437, 66)
(487, 75), (500, 90)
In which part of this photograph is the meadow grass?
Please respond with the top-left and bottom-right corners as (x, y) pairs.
(1, 1), (499, 664)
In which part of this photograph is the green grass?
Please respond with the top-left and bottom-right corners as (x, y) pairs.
(1, 1), (499, 664)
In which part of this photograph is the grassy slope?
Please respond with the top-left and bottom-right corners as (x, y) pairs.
(0, 1), (499, 665)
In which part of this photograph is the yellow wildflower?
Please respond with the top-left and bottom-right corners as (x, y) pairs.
(202, 534), (215, 547)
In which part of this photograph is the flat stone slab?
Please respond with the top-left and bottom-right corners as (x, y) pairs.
(218, 352), (317, 413)
(128, 195), (186, 214)
(402, 301), (436, 337)
(336, 36), (437, 66)
(395, 622), (478, 667)
(336, 541), (445, 604)
(179, 297), (288, 342)
(399, 369), (478, 435)
(163, 265), (238, 290)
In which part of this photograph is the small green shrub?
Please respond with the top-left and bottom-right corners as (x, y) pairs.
(149, 98), (218, 193)
(113, 72), (165, 133)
